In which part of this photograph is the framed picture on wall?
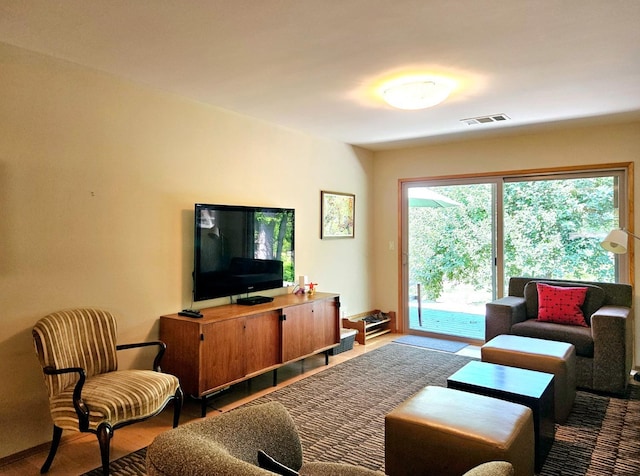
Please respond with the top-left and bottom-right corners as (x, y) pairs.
(321, 191), (355, 239)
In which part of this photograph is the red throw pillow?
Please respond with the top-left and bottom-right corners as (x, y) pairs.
(536, 283), (589, 327)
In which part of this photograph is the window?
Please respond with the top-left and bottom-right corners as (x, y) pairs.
(503, 173), (625, 287)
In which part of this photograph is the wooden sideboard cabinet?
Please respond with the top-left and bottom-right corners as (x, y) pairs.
(160, 292), (340, 415)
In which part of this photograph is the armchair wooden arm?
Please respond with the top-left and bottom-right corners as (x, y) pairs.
(117, 340), (167, 371)
(43, 365), (91, 430)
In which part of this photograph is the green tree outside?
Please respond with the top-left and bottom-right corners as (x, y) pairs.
(409, 177), (618, 303)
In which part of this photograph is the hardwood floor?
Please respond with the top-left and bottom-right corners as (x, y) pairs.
(4, 334), (448, 475)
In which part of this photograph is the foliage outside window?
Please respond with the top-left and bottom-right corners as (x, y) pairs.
(409, 183), (491, 301)
(408, 174), (620, 302)
(503, 176), (618, 282)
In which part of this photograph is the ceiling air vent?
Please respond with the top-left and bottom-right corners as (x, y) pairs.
(461, 113), (510, 126)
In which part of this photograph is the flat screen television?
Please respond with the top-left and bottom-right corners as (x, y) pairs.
(193, 203), (295, 302)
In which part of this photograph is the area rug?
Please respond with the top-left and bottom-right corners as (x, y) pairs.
(85, 343), (640, 475)
(393, 334), (468, 353)
(84, 447), (147, 475)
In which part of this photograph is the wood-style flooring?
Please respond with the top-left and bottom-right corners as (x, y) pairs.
(1, 334), (416, 475)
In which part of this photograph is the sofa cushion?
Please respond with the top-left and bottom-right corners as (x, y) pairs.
(511, 319), (594, 357)
(524, 281), (605, 325)
(536, 283), (588, 327)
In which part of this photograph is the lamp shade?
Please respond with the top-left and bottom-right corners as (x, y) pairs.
(600, 229), (628, 254)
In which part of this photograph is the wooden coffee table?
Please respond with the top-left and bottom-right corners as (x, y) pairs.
(447, 360), (555, 472)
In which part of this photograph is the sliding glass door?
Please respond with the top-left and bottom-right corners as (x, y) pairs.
(401, 168), (627, 342)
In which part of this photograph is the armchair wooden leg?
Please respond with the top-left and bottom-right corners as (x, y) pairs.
(97, 423), (113, 476)
(40, 425), (62, 473)
(173, 387), (183, 428)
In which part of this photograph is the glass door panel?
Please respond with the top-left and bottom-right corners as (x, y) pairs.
(503, 175), (620, 287)
(405, 183), (495, 341)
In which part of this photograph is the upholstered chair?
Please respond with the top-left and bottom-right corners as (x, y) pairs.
(32, 308), (183, 476)
(485, 277), (632, 394)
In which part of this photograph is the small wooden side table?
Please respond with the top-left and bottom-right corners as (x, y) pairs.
(447, 360), (555, 472)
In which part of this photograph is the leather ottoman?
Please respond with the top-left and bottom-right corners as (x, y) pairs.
(481, 335), (576, 423)
(385, 386), (534, 476)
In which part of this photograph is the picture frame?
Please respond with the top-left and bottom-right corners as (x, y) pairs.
(321, 191), (355, 239)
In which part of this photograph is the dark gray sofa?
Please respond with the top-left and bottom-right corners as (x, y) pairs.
(485, 277), (632, 394)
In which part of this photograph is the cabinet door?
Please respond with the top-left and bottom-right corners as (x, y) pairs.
(201, 318), (245, 392)
(245, 310), (281, 375)
(159, 317), (201, 396)
(312, 297), (340, 349)
(281, 303), (314, 362)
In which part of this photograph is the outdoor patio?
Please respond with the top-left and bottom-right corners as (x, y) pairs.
(407, 304), (485, 341)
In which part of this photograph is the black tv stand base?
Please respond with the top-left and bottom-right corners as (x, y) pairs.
(237, 296), (274, 306)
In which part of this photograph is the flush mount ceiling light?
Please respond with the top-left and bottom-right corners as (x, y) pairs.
(382, 79), (452, 110)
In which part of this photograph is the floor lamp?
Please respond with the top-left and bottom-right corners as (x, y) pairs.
(600, 228), (640, 254)
(600, 228), (640, 382)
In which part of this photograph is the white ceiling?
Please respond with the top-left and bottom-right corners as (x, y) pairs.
(1, 0), (639, 150)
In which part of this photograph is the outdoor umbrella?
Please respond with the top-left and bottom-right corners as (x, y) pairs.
(408, 187), (460, 208)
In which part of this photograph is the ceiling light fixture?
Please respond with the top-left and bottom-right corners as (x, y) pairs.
(382, 79), (452, 110)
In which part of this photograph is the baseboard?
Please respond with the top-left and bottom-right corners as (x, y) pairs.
(0, 432), (84, 468)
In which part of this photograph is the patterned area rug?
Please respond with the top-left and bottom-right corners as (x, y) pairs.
(85, 343), (640, 475)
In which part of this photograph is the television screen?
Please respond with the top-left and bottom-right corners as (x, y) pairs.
(193, 204), (295, 301)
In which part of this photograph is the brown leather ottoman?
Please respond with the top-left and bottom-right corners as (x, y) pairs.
(481, 335), (576, 423)
(385, 386), (534, 476)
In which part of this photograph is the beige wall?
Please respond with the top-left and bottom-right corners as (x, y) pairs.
(372, 120), (640, 364)
(0, 43), (374, 457)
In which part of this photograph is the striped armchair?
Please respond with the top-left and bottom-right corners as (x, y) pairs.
(32, 308), (183, 475)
